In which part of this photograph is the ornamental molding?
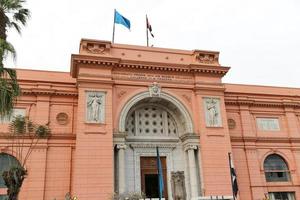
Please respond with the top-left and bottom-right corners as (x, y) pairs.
(230, 136), (300, 143)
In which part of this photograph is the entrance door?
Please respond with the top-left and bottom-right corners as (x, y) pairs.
(141, 156), (168, 199)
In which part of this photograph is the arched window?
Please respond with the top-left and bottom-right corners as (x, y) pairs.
(0, 153), (21, 188)
(264, 154), (290, 182)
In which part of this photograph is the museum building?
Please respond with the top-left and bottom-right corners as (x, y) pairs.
(0, 39), (300, 200)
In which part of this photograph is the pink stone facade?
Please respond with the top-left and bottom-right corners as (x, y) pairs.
(0, 39), (299, 200)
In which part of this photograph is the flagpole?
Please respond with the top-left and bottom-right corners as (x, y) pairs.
(146, 15), (149, 47)
(228, 152), (236, 200)
(112, 9), (116, 43)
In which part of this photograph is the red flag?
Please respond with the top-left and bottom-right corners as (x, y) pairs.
(146, 16), (154, 38)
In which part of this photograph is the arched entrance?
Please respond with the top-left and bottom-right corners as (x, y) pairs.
(114, 89), (201, 200)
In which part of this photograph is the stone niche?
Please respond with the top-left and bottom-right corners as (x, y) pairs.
(171, 171), (187, 200)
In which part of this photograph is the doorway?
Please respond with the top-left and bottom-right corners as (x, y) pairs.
(140, 156), (168, 199)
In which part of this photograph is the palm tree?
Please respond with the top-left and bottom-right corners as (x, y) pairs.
(3, 116), (51, 200)
(0, 0), (30, 118)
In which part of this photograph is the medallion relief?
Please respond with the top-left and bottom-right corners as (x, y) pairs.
(86, 91), (105, 123)
(56, 112), (69, 125)
(227, 118), (236, 129)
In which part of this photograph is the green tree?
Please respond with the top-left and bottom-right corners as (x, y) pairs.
(0, 0), (30, 118)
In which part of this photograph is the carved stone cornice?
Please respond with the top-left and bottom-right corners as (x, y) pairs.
(180, 133), (200, 151)
(180, 133), (200, 142)
(225, 97), (300, 108)
(71, 56), (230, 79)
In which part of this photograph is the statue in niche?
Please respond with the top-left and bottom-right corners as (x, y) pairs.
(205, 98), (221, 127)
(171, 171), (186, 200)
(87, 92), (103, 122)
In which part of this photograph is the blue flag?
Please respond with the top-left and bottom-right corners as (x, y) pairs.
(114, 10), (131, 30)
(156, 147), (164, 199)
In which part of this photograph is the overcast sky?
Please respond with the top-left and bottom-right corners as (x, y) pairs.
(4, 0), (300, 87)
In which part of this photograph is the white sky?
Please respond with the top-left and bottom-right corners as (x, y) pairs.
(4, 0), (300, 87)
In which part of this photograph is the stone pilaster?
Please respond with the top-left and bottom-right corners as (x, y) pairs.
(181, 133), (201, 199)
(116, 143), (127, 194)
(185, 144), (199, 199)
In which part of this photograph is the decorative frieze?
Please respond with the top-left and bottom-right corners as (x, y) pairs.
(86, 91), (106, 123)
(81, 40), (111, 55)
(195, 53), (219, 64)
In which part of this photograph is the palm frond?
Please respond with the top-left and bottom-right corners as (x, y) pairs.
(8, 21), (20, 34)
(0, 38), (16, 61)
(13, 8), (30, 26)
(0, 66), (20, 118)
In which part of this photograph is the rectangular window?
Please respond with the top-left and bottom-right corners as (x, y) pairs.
(256, 118), (280, 131)
(0, 108), (26, 124)
(268, 192), (295, 200)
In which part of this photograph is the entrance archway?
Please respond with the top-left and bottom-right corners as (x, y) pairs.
(115, 90), (200, 200)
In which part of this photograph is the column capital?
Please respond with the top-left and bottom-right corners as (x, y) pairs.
(184, 144), (198, 152)
(116, 144), (127, 150)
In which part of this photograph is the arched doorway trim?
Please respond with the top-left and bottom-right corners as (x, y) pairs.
(118, 91), (194, 133)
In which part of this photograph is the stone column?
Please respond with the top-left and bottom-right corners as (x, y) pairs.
(185, 144), (198, 199)
(117, 144), (127, 194)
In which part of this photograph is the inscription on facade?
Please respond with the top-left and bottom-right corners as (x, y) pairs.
(256, 118), (280, 131)
(113, 72), (192, 83)
(86, 91), (105, 123)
